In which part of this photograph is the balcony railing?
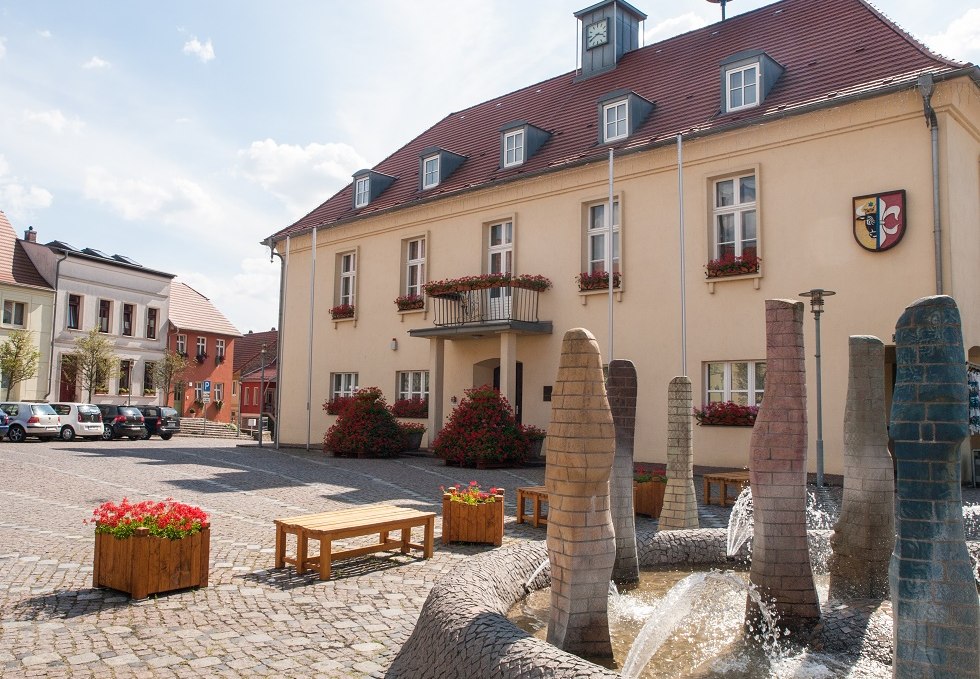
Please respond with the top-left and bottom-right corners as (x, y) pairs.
(429, 286), (544, 327)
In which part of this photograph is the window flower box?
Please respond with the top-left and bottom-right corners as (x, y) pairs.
(423, 273), (552, 297)
(395, 294), (425, 311)
(330, 303), (355, 320)
(118, 388), (130, 395)
(143, 388), (156, 396)
(389, 397), (428, 418)
(195, 352), (208, 364)
(693, 401), (759, 426)
(399, 421), (426, 451)
(633, 464), (667, 518)
(577, 270), (621, 291)
(704, 253), (760, 278)
(441, 483), (504, 546)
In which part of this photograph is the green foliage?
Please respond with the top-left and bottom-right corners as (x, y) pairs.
(432, 385), (529, 467)
(154, 350), (188, 406)
(323, 387), (404, 458)
(63, 327), (118, 401)
(0, 329), (40, 399)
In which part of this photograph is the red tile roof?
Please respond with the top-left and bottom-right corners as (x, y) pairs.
(0, 212), (54, 291)
(233, 329), (278, 374)
(169, 281), (241, 337)
(269, 0), (968, 242)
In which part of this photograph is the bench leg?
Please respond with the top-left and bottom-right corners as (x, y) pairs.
(517, 491), (526, 524)
(296, 531), (307, 576)
(274, 524), (285, 569)
(318, 539), (331, 580)
(401, 527), (410, 554)
(380, 530), (389, 544)
(532, 496), (541, 528)
(703, 478), (711, 506)
(424, 516), (434, 558)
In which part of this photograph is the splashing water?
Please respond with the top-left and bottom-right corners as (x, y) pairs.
(964, 504), (980, 540)
(609, 580), (619, 596)
(727, 487), (754, 557)
(524, 558), (550, 592)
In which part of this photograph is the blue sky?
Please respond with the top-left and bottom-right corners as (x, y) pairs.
(1, 0), (977, 332)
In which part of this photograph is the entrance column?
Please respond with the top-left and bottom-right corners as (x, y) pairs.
(499, 332), (517, 414)
(428, 338), (445, 437)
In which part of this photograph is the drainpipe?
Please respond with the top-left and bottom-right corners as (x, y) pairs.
(43, 250), (69, 400)
(268, 236), (288, 449)
(917, 73), (943, 295)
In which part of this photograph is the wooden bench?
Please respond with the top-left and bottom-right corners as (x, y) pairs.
(274, 504), (435, 580)
(702, 471), (751, 507)
(516, 486), (549, 528)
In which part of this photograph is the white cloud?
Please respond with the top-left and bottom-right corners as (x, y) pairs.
(82, 56), (110, 69)
(924, 8), (980, 63)
(182, 37), (215, 63)
(37, 30), (52, 39)
(0, 37), (6, 60)
(0, 155), (54, 218)
(175, 117), (191, 124)
(644, 13), (708, 43)
(82, 166), (219, 225)
(237, 139), (366, 216)
(23, 108), (84, 134)
(175, 256), (281, 333)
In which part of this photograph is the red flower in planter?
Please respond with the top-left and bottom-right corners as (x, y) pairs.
(693, 401), (759, 426)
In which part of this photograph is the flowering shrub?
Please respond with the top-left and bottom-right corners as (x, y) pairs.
(398, 421), (427, 434)
(323, 387), (403, 457)
(195, 352), (207, 364)
(520, 424), (547, 441)
(577, 270), (622, 291)
(704, 253), (760, 278)
(394, 294), (425, 311)
(324, 394), (355, 416)
(693, 401), (759, 426)
(441, 481), (502, 505)
(330, 303), (355, 319)
(432, 385), (529, 467)
(89, 498), (208, 540)
(389, 397), (428, 418)
(423, 273), (552, 296)
(634, 463), (668, 483)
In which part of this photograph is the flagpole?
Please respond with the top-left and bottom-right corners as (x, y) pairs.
(607, 148), (615, 363)
(677, 134), (687, 376)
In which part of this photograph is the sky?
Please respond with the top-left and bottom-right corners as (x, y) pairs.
(1, 1), (977, 333)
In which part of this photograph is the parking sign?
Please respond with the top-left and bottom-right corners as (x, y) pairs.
(203, 380), (211, 393)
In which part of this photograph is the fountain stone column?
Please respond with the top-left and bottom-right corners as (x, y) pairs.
(889, 295), (980, 679)
(747, 299), (820, 632)
(659, 376), (699, 531)
(545, 328), (616, 658)
(608, 359), (640, 586)
(828, 335), (894, 600)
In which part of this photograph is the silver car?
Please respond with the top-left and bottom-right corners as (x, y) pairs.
(50, 403), (105, 441)
(1, 402), (61, 442)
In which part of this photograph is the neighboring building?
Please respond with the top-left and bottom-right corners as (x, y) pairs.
(0, 216), (55, 400)
(233, 329), (278, 432)
(167, 282), (241, 423)
(266, 0), (980, 476)
(21, 229), (173, 404)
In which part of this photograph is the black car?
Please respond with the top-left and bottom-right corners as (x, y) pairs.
(97, 405), (147, 440)
(137, 406), (180, 440)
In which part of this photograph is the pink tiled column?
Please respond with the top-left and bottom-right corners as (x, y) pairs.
(747, 300), (820, 631)
(545, 328), (615, 658)
(659, 376), (699, 531)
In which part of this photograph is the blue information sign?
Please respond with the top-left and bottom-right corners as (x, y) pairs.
(203, 380), (211, 393)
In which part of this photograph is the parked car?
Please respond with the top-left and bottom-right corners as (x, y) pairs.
(0, 411), (9, 439)
(137, 406), (180, 440)
(97, 404), (147, 440)
(0, 402), (61, 442)
(50, 403), (105, 441)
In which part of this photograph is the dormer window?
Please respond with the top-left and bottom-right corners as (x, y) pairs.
(603, 100), (628, 142)
(597, 90), (655, 144)
(503, 129), (524, 167)
(351, 169), (396, 209)
(720, 50), (785, 114)
(354, 176), (370, 208)
(422, 155), (440, 189)
(499, 121), (551, 169)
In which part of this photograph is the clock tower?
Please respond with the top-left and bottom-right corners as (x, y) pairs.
(575, 0), (647, 80)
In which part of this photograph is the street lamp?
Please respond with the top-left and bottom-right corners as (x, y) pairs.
(258, 343), (267, 448)
(799, 288), (836, 487)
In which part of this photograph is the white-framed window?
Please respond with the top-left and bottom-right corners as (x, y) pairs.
(67, 294), (81, 330)
(404, 237), (426, 298)
(243, 387), (249, 406)
(422, 155), (440, 189)
(214, 382), (224, 402)
(713, 173), (757, 260)
(143, 362), (155, 393)
(397, 371), (429, 402)
(705, 360), (766, 406)
(146, 308), (158, 339)
(118, 360), (132, 393)
(503, 129), (525, 167)
(354, 176), (370, 208)
(98, 299), (111, 333)
(215, 338), (226, 358)
(726, 63), (760, 112)
(331, 372), (358, 400)
(339, 252), (356, 307)
(2, 300), (26, 327)
(232, 381), (238, 396)
(121, 303), (134, 336)
(587, 200), (620, 274)
(194, 382), (203, 402)
(488, 221), (513, 276)
(603, 100), (628, 142)
(196, 336), (207, 357)
(176, 334), (187, 354)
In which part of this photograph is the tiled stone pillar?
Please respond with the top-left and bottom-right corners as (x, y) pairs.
(607, 359), (639, 585)
(545, 328), (615, 658)
(828, 335), (894, 600)
(889, 296), (979, 679)
(747, 299), (819, 631)
(659, 376), (699, 531)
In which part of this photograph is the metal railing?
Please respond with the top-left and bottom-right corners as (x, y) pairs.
(429, 286), (543, 327)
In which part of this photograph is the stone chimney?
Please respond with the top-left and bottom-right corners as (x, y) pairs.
(24, 226), (37, 243)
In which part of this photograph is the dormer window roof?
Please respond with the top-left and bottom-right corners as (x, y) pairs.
(499, 121), (551, 169)
(720, 50), (785, 114)
(597, 89), (655, 144)
(419, 147), (467, 191)
(351, 169), (396, 210)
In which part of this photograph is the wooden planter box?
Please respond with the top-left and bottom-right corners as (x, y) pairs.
(441, 492), (504, 546)
(633, 480), (666, 518)
(93, 526), (210, 600)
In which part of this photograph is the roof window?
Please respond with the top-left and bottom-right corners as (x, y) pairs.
(499, 121), (551, 168)
(720, 50), (785, 114)
(596, 89), (655, 144)
(351, 169), (396, 209)
(418, 147), (467, 191)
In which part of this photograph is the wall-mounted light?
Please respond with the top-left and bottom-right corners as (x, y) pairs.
(390, 338), (398, 351)
(450, 395), (458, 405)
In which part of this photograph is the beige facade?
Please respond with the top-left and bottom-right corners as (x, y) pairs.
(0, 282), (55, 401)
(274, 75), (980, 477)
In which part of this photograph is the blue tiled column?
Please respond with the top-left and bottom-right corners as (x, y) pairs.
(889, 295), (979, 679)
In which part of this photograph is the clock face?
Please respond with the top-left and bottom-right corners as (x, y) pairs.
(586, 18), (608, 49)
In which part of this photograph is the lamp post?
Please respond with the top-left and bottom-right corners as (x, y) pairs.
(799, 288), (836, 487)
(258, 343), (267, 448)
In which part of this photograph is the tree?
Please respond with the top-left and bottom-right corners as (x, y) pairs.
(0, 329), (41, 400)
(64, 328), (118, 401)
(153, 350), (188, 406)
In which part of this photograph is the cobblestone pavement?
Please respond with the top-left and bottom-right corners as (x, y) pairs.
(1, 439), (977, 678)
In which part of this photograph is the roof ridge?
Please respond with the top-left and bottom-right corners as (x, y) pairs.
(856, 0), (967, 68)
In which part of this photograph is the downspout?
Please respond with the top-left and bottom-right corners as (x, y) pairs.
(43, 251), (69, 400)
(917, 73), (943, 295)
(269, 236), (288, 450)
(306, 228), (316, 450)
